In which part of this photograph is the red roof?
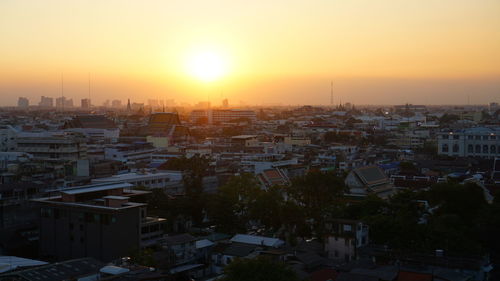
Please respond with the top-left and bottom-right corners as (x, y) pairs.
(397, 271), (432, 281)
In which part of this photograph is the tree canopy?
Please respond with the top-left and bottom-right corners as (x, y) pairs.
(218, 257), (300, 281)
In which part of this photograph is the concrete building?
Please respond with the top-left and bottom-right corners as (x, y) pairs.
(437, 127), (499, 158)
(91, 170), (184, 194)
(38, 96), (53, 108)
(17, 97), (29, 109)
(324, 219), (369, 263)
(16, 132), (87, 161)
(111, 100), (122, 108)
(34, 183), (166, 261)
(81, 98), (91, 110)
(104, 142), (157, 164)
(190, 109), (256, 124)
(0, 125), (18, 152)
(56, 97), (73, 109)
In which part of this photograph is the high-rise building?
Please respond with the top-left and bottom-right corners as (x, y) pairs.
(65, 98), (74, 108)
(56, 97), (73, 109)
(222, 98), (229, 108)
(111, 100), (122, 108)
(39, 96), (54, 108)
(81, 98), (91, 109)
(17, 97), (29, 108)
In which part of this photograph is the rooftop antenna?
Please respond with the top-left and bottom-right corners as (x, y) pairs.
(330, 81), (333, 107)
(88, 73), (91, 110)
(61, 73), (64, 112)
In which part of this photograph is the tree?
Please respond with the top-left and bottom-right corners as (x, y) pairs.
(159, 155), (210, 224)
(207, 174), (261, 233)
(218, 257), (300, 281)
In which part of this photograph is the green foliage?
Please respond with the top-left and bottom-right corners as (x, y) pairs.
(438, 113), (460, 126)
(129, 248), (156, 267)
(218, 257), (300, 281)
(159, 155), (210, 224)
(353, 182), (491, 255)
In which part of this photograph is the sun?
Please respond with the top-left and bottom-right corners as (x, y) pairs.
(186, 50), (228, 82)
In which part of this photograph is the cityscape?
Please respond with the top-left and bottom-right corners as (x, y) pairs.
(1, 1), (500, 281)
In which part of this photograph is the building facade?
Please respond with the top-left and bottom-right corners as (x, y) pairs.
(16, 132), (88, 161)
(191, 109), (257, 124)
(34, 183), (165, 261)
(437, 127), (499, 158)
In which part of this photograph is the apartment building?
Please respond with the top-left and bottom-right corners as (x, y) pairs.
(34, 183), (166, 261)
(16, 132), (87, 161)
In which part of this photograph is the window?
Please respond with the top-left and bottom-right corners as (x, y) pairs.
(483, 135), (489, 140)
(442, 144), (449, 152)
(475, 135), (481, 140)
(343, 224), (352, 232)
(453, 135), (459, 140)
(442, 135), (449, 139)
(452, 144), (459, 153)
(467, 144), (473, 153)
(491, 135), (497, 140)
(491, 145), (497, 154)
(475, 145), (481, 153)
(467, 135), (474, 140)
(483, 145), (489, 154)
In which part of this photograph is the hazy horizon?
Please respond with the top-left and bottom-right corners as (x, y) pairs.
(1, 0), (499, 106)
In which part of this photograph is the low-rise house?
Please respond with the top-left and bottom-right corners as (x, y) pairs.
(230, 234), (285, 248)
(324, 219), (369, 263)
(162, 233), (198, 266)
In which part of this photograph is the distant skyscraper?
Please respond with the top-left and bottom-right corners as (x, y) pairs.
(112, 100), (122, 108)
(222, 98), (229, 108)
(56, 96), (66, 109)
(17, 97), (29, 108)
(65, 98), (74, 108)
(127, 99), (132, 112)
(39, 96), (54, 108)
(81, 98), (91, 110)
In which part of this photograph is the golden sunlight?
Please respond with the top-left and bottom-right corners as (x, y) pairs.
(186, 50), (228, 82)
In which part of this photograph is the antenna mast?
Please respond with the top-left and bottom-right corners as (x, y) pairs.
(61, 73), (64, 112)
(330, 81), (333, 107)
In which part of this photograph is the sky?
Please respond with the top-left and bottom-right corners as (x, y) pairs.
(1, 0), (499, 106)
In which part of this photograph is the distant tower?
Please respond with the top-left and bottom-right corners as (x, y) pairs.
(222, 98), (229, 108)
(127, 99), (132, 112)
(61, 73), (64, 112)
(330, 81), (333, 106)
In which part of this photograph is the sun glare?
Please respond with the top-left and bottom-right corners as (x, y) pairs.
(186, 51), (228, 82)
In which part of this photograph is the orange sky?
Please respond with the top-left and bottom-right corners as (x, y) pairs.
(1, 0), (499, 106)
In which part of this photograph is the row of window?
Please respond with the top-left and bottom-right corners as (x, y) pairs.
(41, 208), (117, 224)
(442, 134), (497, 140)
(442, 144), (499, 154)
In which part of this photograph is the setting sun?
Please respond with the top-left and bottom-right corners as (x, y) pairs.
(186, 50), (228, 82)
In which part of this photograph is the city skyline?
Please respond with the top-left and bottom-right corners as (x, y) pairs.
(1, 0), (500, 105)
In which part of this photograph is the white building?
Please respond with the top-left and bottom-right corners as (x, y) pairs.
(16, 131), (87, 161)
(191, 109), (256, 124)
(92, 170), (184, 194)
(104, 143), (157, 164)
(437, 127), (499, 158)
(324, 219), (369, 263)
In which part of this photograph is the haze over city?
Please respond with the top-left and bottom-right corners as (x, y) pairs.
(1, 0), (499, 106)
